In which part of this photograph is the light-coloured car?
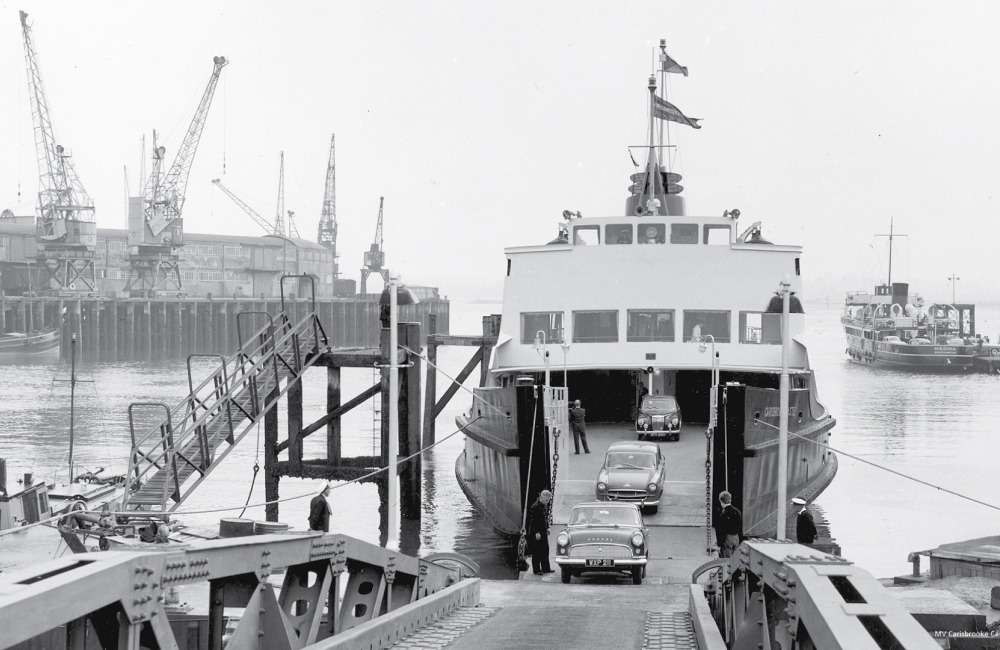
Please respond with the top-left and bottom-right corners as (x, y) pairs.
(554, 501), (649, 584)
(595, 441), (665, 514)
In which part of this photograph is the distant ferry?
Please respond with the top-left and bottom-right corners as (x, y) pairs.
(455, 54), (837, 542)
(841, 222), (984, 371)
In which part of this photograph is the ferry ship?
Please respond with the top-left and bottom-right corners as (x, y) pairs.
(841, 223), (982, 371)
(455, 52), (837, 543)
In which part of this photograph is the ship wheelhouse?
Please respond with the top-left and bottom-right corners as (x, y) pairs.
(490, 211), (815, 422)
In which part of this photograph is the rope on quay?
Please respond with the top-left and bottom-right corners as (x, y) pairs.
(756, 418), (1000, 513)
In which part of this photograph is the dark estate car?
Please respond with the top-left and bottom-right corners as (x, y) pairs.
(554, 502), (649, 584)
(595, 441), (665, 514)
(636, 395), (682, 441)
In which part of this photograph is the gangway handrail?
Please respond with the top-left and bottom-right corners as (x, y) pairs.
(123, 307), (328, 512)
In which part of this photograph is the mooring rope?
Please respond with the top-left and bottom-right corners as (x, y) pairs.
(400, 344), (510, 420)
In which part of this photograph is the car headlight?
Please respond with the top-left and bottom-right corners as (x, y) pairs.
(638, 417), (650, 426)
(597, 482), (607, 491)
(557, 532), (569, 546)
(671, 417), (679, 425)
(647, 483), (657, 492)
(630, 532), (644, 546)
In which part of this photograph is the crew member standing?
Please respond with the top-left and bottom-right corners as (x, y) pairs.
(309, 483), (333, 532)
(793, 497), (817, 545)
(569, 400), (590, 454)
(715, 491), (742, 558)
(527, 490), (554, 575)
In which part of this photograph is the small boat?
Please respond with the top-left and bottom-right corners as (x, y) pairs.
(0, 327), (59, 363)
(0, 334), (125, 535)
(841, 221), (980, 371)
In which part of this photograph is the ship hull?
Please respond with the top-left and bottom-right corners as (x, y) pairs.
(0, 328), (59, 363)
(456, 374), (837, 541)
(844, 332), (975, 372)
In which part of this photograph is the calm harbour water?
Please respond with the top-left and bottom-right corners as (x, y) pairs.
(0, 300), (997, 579)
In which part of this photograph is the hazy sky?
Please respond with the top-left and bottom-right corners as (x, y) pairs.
(1, 2), (997, 302)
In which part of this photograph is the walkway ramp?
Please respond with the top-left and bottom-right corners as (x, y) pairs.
(123, 304), (327, 513)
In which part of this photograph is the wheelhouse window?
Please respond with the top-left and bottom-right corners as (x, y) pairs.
(521, 312), (564, 344)
(704, 225), (731, 245)
(670, 223), (698, 244)
(573, 225), (600, 246)
(627, 309), (675, 342)
(605, 224), (633, 245)
(573, 310), (619, 343)
(739, 311), (782, 344)
(683, 310), (730, 343)
(636, 224), (665, 244)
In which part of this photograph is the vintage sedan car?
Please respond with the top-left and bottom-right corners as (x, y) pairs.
(594, 441), (665, 514)
(636, 395), (682, 441)
(554, 501), (649, 584)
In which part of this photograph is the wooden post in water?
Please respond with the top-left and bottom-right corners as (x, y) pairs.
(287, 379), (303, 475)
(91, 301), (101, 362)
(400, 321), (422, 520)
(125, 302), (135, 361)
(0, 295), (6, 334)
(142, 301), (152, 361)
(205, 299), (214, 354)
(264, 387), (280, 522)
(327, 366), (341, 465)
(73, 298), (83, 359)
(58, 299), (66, 361)
(220, 302), (229, 353)
(423, 314), (438, 446)
(109, 300), (118, 363)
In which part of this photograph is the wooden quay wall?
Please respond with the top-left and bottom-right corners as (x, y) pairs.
(0, 295), (449, 363)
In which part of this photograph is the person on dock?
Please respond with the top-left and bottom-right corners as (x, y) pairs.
(309, 483), (333, 532)
(715, 491), (742, 558)
(528, 490), (554, 575)
(793, 497), (818, 545)
(569, 400), (590, 454)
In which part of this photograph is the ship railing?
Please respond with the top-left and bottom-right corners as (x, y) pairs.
(122, 307), (328, 512)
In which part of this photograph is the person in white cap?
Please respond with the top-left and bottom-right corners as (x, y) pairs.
(792, 497), (817, 545)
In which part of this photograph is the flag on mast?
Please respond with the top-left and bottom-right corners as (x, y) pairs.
(661, 50), (688, 76)
(653, 95), (702, 129)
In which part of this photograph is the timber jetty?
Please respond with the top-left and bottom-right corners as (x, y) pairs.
(0, 293), (448, 363)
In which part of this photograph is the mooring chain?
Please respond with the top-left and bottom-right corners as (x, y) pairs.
(548, 427), (560, 527)
(705, 426), (713, 554)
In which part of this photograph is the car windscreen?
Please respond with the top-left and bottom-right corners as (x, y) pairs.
(642, 397), (677, 410)
(570, 506), (641, 526)
(606, 452), (656, 469)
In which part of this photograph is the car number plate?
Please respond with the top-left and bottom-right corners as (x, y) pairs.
(585, 559), (615, 567)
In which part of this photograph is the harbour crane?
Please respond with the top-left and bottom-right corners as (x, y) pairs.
(211, 178), (274, 236)
(275, 152), (299, 238)
(20, 11), (97, 294)
(317, 135), (339, 278)
(274, 152), (286, 237)
(125, 56), (228, 296)
(360, 197), (389, 294)
(212, 152), (299, 237)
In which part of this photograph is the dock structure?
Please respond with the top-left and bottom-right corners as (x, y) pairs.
(0, 293), (448, 363)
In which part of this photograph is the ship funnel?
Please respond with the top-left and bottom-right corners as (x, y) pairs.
(891, 283), (909, 307)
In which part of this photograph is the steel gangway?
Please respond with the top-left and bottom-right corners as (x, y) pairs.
(122, 280), (328, 514)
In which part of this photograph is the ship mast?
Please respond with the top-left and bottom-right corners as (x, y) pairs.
(887, 217), (894, 287)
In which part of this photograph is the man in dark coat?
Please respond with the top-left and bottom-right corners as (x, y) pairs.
(309, 484), (332, 532)
(715, 491), (742, 558)
(569, 400), (590, 454)
(793, 497), (818, 544)
(527, 490), (553, 575)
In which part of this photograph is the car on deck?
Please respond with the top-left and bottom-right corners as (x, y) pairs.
(594, 441), (665, 513)
(635, 395), (682, 441)
(554, 501), (649, 584)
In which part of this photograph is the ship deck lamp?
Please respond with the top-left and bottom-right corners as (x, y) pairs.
(533, 330), (551, 387)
